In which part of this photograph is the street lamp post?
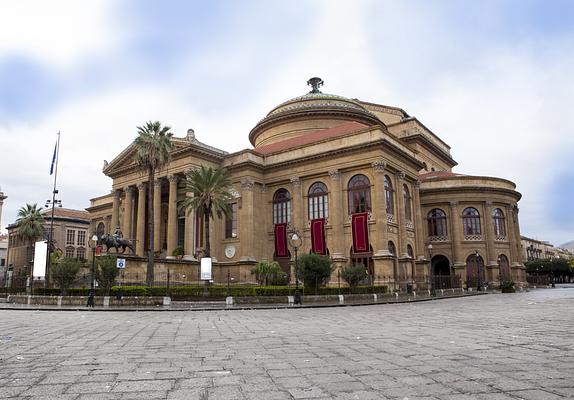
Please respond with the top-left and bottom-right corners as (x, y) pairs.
(475, 250), (481, 291)
(428, 243), (435, 296)
(87, 234), (98, 307)
(289, 231), (303, 305)
(44, 195), (62, 288)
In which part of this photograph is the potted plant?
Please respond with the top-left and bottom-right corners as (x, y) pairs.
(500, 280), (516, 293)
(172, 246), (184, 260)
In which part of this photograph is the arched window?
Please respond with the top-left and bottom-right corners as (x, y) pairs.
(96, 222), (105, 238)
(493, 208), (506, 236)
(273, 189), (291, 224)
(384, 175), (394, 215)
(348, 174), (371, 214)
(403, 184), (412, 221)
(427, 209), (447, 237)
(388, 240), (396, 257)
(407, 244), (414, 258)
(308, 182), (329, 220)
(462, 207), (481, 235)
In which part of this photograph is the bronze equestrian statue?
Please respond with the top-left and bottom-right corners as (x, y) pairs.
(99, 234), (135, 254)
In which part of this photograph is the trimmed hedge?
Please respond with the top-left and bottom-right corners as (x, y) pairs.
(27, 284), (389, 299)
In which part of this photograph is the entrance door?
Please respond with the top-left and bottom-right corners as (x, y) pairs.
(466, 254), (485, 289)
(431, 255), (451, 288)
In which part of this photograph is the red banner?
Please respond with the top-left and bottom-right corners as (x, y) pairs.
(310, 218), (326, 255)
(352, 213), (369, 254)
(274, 223), (288, 258)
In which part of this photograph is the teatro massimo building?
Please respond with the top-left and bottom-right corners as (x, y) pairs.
(88, 78), (526, 289)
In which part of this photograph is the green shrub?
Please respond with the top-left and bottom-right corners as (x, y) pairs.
(51, 257), (81, 295)
(172, 246), (184, 257)
(298, 253), (333, 292)
(500, 280), (515, 293)
(340, 264), (368, 290)
(251, 261), (284, 285)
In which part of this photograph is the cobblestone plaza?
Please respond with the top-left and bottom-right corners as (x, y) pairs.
(1, 288), (573, 399)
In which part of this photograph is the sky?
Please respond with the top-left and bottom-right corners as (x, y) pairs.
(0, 0), (573, 246)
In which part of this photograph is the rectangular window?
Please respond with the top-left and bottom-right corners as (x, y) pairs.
(66, 230), (75, 246)
(77, 230), (86, 246)
(225, 203), (238, 239)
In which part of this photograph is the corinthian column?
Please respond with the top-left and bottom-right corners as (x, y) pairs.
(136, 183), (146, 256)
(153, 180), (162, 252)
(111, 189), (121, 232)
(167, 175), (179, 257)
(122, 186), (134, 239)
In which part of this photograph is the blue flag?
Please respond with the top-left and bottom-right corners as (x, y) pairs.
(50, 142), (57, 175)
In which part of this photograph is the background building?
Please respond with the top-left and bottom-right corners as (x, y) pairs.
(89, 78), (526, 288)
(5, 208), (90, 285)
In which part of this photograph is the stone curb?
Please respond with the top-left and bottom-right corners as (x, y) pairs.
(0, 292), (488, 312)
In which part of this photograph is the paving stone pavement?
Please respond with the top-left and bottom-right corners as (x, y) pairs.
(0, 287), (573, 399)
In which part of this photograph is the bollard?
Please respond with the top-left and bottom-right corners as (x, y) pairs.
(441, 289), (444, 296)
(395, 292), (399, 301)
(338, 295), (344, 305)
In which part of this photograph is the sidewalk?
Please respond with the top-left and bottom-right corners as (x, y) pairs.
(0, 290), (489, 312)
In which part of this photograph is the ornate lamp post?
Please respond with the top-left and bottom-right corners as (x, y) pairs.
(44, 196), (62, 288)
(428, 243), (435, 296)
(475, 249), (481, 291)
(86, 234), (98, 308)
(289, 231), (303, 305)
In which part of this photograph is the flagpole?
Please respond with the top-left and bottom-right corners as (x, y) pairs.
(46, 131), (61, 288)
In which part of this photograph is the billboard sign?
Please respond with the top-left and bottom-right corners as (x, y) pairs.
(33, 241), (47, 278)
(200, 257), (212, 280)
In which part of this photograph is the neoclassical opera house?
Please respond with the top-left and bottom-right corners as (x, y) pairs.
(88, 78), (526, 288)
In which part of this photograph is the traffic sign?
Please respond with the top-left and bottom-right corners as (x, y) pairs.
(116, 258), (126, 269)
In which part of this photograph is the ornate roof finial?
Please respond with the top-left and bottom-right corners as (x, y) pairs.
(307, 77), (324, 93)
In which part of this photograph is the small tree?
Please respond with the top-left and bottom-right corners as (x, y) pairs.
(251, 261), (282, 286)
(298, 253), (333, 292)
(51, 257), (81, 295)
(341, 264), (368, 291)
(95, 255), (118, 296)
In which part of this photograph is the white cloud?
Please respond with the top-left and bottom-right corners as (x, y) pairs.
(0, 0), (117, 67)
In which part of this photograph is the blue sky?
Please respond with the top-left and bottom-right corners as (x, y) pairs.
(1, 0), (573, 246)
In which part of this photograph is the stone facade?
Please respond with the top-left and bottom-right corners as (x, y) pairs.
(88, 78), (526, 288)
(5, 208), (91, 283)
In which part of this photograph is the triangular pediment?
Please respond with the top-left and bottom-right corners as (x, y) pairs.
(103, 137), (227, 178)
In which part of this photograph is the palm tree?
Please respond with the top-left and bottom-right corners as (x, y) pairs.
(16, 203), (45, 278)
(134, 121), (173, 285)
(179, 166), (233, 258)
